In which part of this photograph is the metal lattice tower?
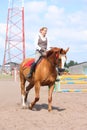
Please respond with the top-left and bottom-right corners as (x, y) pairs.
(2, 0), (25, 72)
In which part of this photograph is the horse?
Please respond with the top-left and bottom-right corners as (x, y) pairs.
(19, 47), (69, 111)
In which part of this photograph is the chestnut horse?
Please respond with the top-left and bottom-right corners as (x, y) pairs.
(19, 47), (69, 111)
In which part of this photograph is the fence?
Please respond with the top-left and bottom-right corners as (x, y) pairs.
(54, 75), (87, 92)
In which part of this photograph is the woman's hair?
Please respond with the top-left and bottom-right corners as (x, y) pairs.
(39, 27), (48, 32)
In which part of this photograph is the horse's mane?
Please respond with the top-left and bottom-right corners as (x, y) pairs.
(46, 50), (53, 58)
(46, 47), (60, 58)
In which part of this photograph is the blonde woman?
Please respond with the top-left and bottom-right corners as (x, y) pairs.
(27, 27), (49, 78)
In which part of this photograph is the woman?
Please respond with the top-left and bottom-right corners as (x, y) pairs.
(27, 27), (48, 78)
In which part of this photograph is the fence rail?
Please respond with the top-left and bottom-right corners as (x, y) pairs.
(54, 75), (87, 92)
(60, 75), (87, 84)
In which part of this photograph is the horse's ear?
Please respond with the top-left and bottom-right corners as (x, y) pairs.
(46, 50), (53, 57)
(60, 47), (69, 54)
(60, 48), (63, 53)
(66, 47), (69, 53)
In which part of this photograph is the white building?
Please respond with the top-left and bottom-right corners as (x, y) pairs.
(69, 62), (87, 75)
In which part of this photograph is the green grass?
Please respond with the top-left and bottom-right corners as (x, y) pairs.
(0, 74), (13, 80)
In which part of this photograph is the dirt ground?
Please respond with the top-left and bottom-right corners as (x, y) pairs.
(0, 80), (87, 130)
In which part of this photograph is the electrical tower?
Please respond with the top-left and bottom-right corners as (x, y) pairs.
(2, 0), (25, 72)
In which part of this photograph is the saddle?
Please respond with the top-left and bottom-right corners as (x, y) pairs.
(22, 58), (35, 69)
(22, 56), (43, 70)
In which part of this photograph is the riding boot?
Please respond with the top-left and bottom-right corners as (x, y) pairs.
(26, 62), (36, 78)
(26, 56), (42, 78)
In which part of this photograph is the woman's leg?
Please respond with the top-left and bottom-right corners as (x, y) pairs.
(26, 50), (41, 78)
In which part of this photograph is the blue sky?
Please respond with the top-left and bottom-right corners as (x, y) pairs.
(0, 0), (87, 65)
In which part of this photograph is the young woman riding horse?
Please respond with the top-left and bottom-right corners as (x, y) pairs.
(19, 47), (69, 111)
(26, 27), (49, 78)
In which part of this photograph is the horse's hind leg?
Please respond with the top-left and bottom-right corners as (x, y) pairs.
(25, 82), (34, 103)
(20, 74), (28, 108)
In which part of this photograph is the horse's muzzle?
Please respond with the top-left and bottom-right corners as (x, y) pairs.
(58, 68), (65, 73)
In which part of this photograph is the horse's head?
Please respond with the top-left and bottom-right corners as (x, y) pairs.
(58, 47), (69, 69)
(47, 47), (69, 69)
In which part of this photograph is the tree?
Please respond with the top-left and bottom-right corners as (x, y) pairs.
(65, 60), (78, 68)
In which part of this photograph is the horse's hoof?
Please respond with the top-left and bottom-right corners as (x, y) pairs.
(22, 104), (28, 109)
(48, 108), (52, 112)
(29, 103), (32, 110)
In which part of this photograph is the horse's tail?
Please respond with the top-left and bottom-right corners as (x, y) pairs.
(19, 63), (25, 82)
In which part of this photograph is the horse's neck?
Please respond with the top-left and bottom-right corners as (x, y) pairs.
(47, 53), (56, 67)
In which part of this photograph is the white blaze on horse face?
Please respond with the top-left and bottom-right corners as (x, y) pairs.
(61, 55), (66, 68)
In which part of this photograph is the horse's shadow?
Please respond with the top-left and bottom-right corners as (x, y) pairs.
(32, 103), (66, 111)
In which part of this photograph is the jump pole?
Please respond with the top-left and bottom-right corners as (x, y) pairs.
(54, 75), (87, 92)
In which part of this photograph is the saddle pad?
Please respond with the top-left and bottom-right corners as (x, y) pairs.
(22, 58), (35, 69)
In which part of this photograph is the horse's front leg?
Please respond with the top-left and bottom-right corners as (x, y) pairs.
(48, 85), (54, 112)
(29, 82), (40, 110)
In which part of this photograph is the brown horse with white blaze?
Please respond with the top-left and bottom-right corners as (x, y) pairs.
(19, 47), (69, 111)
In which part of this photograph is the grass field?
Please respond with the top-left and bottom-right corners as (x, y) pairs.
(0, 73), (13, 80)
